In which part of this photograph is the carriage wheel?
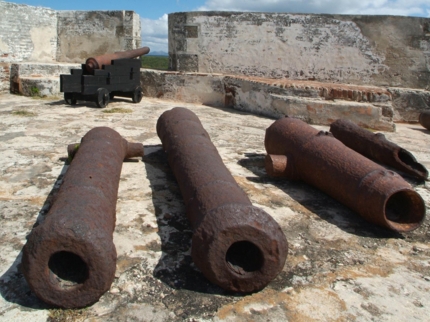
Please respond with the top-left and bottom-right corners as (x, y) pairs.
(64, 93), (77, 105)
(96, 88), (110, 108)
(132, 86), (143, 103)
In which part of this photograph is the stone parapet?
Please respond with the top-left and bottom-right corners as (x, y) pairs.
(0, 2), (58, 63)
(169, 12), (430, 89)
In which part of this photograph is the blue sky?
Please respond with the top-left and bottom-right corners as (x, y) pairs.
(8, 1), (430, 52)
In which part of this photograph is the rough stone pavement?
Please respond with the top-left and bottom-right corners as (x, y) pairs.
(0, 94), (429, 321)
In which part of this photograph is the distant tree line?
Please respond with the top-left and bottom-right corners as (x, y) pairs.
(141, 56), (169, 70)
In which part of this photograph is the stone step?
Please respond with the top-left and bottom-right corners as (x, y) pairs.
(0, 63), (11, 93)
(18, 76), (60, 97)
(224, 76), (395, 131)
(227, 75), (393, 103)
(10, 62), (80, 95)
(11, 62), (80, 78)
(268, 94), (394, 131)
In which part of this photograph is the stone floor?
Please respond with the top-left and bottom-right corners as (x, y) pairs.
(0, 94), (429, 322)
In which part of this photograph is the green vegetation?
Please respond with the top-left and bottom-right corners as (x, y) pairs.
(102, 107), (133, 114)
(29, 86), (41, 97)
(141, 55), (169, 70)
(12, 110), (37, 117)
(48, 308), (88, 322)
(67, 143), (80, 164)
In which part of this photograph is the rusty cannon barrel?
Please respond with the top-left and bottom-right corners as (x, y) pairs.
(419, 111), (430, 131)
(85, 46), (150, 73)
(265, 117), (426, 233)
(330, 119), (428, 181)
(21, 127), (144, 308)
(156, 107), (288, 293)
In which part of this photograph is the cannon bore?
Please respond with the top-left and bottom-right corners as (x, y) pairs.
(265, 117), (425, 233)
(419, 111), (430, 131)
(330, 119), (428, 181)
(156, 107), (288, 293)
(85, 46), (150, 73)
(22, 127), (144, 308)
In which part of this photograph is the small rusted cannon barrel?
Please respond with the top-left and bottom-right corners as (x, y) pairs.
(419, 111), (430, 131)
(330, 119), (428, 181)
(85, 46), (150, 73)
(265, 117), (426, 233)
(22, 127), (144, 308)
(156, 107), (288, 293)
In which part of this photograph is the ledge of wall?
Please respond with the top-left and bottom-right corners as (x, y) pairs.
(141, 69), (430, 131)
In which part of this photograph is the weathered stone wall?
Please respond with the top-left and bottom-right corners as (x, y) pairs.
(0, 63), (11, 93)
(57, 10), (141, 63)
(169, 12), (430, 89)
(0, 1), (141, 93)
(0, 1), (141, 64)
(0, 1), (58, 63)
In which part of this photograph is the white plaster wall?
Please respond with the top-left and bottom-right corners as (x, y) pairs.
(193, 14), (384, 83)
(0, 1), (57, 63)
(0, 2), (142, 64)
(169, 12), (430, 89)
(56, 10), (141, 63)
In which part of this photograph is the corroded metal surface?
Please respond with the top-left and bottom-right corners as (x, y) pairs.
(85, 47), (150, 73)
(21, 127), (144, 308)
(420, 111), (430, 131)
(156, 107), (288, 293)
(265, 117), (426, 232)
(330, 119), (428, 180)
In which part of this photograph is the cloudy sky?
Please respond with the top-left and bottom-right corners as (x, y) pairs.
(9, 0), (430, 52)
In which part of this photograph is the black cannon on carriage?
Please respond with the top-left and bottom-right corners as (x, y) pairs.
(60, 47), (150, 108)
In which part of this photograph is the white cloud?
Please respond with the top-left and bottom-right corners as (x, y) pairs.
(198, 0), (430, 17)
(140, 14), (168, 53)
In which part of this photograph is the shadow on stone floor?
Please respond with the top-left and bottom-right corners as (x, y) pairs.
(46, 97), (143, 108)
(410, 127), (430, 134)
(47, 99), (101, 109)
(237, 152), (406, 240)
(142, 145), (234, 296)
(0, 161), (70, 310)
(202, 103), (278, 120)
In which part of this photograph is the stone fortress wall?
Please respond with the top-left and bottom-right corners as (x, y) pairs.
(140, 11), (430, 129)
(1, 2), (429, 129)
(0, 1), (141, 93)
(169, 11), (430, 90)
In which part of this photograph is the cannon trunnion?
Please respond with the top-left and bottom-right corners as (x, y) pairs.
(60, 58), (143, 108)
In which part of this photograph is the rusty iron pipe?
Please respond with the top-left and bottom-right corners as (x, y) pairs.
(85, 46), (150, 73)
(22, 127), (144, 308)
(265, 117), (426, 232)
(156, 107), (288, 293)
(330, 119), (428, 181)
(419, 111), (430, 131)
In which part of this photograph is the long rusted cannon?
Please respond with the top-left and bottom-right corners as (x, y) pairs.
(22, 127), (144, 308)
(330, 119), (428, 181)
(419, 111), (430, 131)
(265, 117), (426, 233)
(156, 107), (288, 293)
(85, 46), (150, 73)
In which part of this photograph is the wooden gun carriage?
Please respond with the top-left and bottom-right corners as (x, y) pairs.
(60, 47), (149, 108)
